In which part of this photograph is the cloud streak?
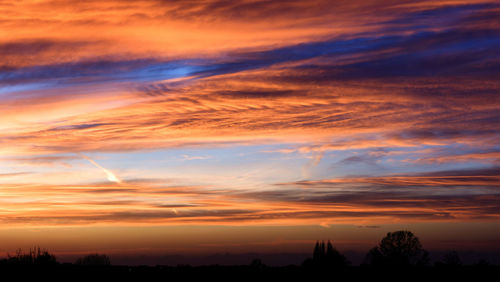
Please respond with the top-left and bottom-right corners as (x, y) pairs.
(0, 166), (497, 226)
(80, 154), (121, 183)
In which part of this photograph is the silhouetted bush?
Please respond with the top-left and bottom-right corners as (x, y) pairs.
(475, 259), (490, 267)
(5, 246), (57, 265)
(75, 253), (111, 266)
(250, 258), (266, 269)
(442, 251), (462, 266)
(364, 230), (429, 267)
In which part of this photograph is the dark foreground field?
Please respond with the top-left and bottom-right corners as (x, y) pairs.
(1, 264), (499, 281)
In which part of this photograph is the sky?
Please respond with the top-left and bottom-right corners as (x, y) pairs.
(0, 0), (499, 263)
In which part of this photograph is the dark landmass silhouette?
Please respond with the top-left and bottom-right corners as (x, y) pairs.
(1, 231), (499, 279)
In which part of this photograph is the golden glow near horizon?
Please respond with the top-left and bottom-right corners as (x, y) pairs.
(0, 0), (499, 255)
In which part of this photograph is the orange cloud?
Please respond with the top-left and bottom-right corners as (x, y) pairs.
(0, 166), (498, 227)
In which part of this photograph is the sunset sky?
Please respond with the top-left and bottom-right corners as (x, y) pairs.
(0, 0), (499, 263)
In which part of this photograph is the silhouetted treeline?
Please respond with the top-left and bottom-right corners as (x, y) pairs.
(302, 240), (350, 268)
(75, 253), (111, 266)
(0, 231), (499, 279)
(3, 247), (57, 265)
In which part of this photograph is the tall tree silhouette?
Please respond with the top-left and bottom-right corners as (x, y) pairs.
(313, 241), (326, 262)
(365, 230), (429, 266)
(309, 240), (349, 268)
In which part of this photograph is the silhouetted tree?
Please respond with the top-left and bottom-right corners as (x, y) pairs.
(6, 246), (57, 265)
(365, 230), (429, 267)
(308, 240), (349, 268)
(75, 253), (111, 266)
(313, 241), (325, 263)
(325, 240), (350, 267)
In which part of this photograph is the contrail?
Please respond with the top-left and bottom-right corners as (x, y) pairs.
(79, 154), (121, 183)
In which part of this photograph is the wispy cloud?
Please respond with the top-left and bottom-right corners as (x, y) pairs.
(0, 166), (497, 226)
